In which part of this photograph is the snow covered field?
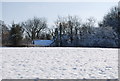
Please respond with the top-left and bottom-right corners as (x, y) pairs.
(1, 47), (118, 79)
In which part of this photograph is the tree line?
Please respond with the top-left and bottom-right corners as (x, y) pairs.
(1, 6), (120, 47)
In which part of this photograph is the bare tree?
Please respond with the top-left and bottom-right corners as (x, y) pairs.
(54, 15), (82, 46)
(1, 22), (10, 45)
(86, 17), (96, 27)
(68, 16), (81, 44)
(22, 17), (47, 43)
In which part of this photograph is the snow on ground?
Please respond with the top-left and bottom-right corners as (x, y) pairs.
(1, 47), (118, 79)
(0, 48), (2, 81)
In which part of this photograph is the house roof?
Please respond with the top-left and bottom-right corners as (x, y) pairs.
(33, 40), (54, 46)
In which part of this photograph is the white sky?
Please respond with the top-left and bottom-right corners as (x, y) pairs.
(0, 0), (119, 27)
(1, 0), (120, 2)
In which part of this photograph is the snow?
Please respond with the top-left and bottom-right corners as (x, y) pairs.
(33, 40), (53, 46)
(0, 48), (2, 81)
(1, 47), (118, 79)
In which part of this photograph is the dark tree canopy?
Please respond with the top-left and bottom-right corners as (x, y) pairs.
(9, 23), (24, 46)
(99, 6), (120, 47)
(100, 6), (119, 32)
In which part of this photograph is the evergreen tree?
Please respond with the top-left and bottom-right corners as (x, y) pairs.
(100, 6), (120, 47)
(9, 24), (24, 46)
